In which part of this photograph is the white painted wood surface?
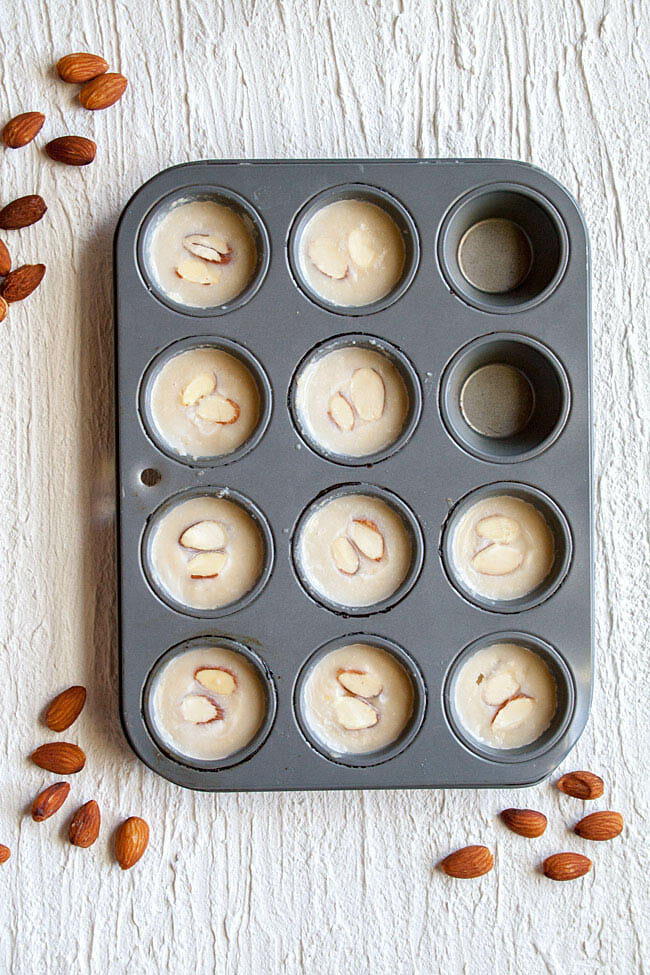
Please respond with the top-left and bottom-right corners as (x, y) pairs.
(0, 1), (648, 972)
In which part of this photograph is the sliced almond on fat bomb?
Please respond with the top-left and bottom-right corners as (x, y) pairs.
(176, 256), (221, 285)
(337, 670), (383, 698)
(196, 393), (240, 424)
(180, 694), (224, 723)
(183, 234), (232, 263)
(491, 694), (535, 730)
(188, 550), (227, 579)
(349, 367), (385, 421)
(328, 392), (355, 431)
(195, 667), (237, 695)
(331, 536), (360, 575)
(334, 696), (378, 731)
(179, 520), (226, 551)
(181, 372), (217, 406)
(347, 228), (377, 269)
(480, 670), (520, 706)
(471, 544), (523, 576)
(349, 519), (384, 561)
(308, 237), (348, 279)
(476, 515), (520, 544)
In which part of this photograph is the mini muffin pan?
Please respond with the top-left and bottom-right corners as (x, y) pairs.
(114, 159), (592, 792)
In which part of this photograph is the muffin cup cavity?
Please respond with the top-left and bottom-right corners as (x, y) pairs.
(143, 636), (277, 771)
(292, 483), (424, 616)
(443, 631), (575, 764)
(293, 633), (426, 767)
(289, 333), (422, 466)
(137, 185), (270, 316)
(288, 183), (420, 315)
(437, 183), (569, 313)
(439, 333), (571, 463)
(138, 336), (272, 468)
(440, 481), (572, 614)
(141, 486), (274, 619)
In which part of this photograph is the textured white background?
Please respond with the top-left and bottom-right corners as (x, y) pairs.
(0, 1), (648, 972)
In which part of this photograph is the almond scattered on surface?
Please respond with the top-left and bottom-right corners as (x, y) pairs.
(557, 770), (604, 800)
(0, 239), (10, 276)
(30, 741), (86, 774)
(574, 810), (623, 841)
(543, 852), (592, 881)
(69, 800), (101, 848)
(0, 195), (47, 230)
(79, 72), (128, 110)
(46, 136), (96, 166)
(115, 817), (149, 870)
(31, 782), (70, 822)
(45, 685), (87, 732)
(0, 845), (10, 864)
(1, 264), (46, 302)
(57, 53), (109, 83)
(0, 296), (7, 324)
(500, 808), (547, 838)
(2, 112), (45, 148)
(440, 845), (494, 879)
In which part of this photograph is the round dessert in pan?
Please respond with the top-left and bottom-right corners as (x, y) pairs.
(298, 198), (405, 307)
(454, 642), (557, 749)
(301, 642), (414, 756)
(150, 645), (267, 762)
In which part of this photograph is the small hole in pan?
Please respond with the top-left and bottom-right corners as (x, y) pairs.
(140, 468), (162, 486)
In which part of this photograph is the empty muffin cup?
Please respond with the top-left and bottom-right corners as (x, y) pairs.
(293, 633), (426, 767)
(293, 483), (424, 616)
(139, 336), (272, 467)
(288, 184), (420, 315)
(439, 333), (570, 462)
(440, 482), (572, 613)
(142, 486), (274, 619)
(437, 183), (568, 312)
(444, 631), (575, 763)
(290, 333), (422, 466)
(143, 636), (277, 770)
(137, 186), (270, 316)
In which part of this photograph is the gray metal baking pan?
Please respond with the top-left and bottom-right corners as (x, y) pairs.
(113, 158), (592, 792)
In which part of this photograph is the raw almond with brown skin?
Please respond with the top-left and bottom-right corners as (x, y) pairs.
(0, 296), (7, 324)
(1, 264), (46, 302)
(57, 53), (108, 84)
(0, 239), (11, 276)
(45, 685), (87, 732)
(31, 782), (70, 822)
(2, 112), (45, 148)
(500, 808), (547, 838)
(574, 810), (623, 841)
(440, 845), (493, 879)
(69, 800), (101, 848)
(0, 845), (10, 864)
(543, 852), (592, 881)
(115, 816), (149, 870)
(79, 73), (128, 111)
(557, 770), (604, 800)
(46, 136), (96, 166)
(0, 195), (47, 230)
(30, 741), (85, 774)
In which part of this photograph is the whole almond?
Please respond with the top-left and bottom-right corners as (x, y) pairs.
(1, 264), (46, 303)
(0, 239), (11, 276)
(69, 800), (100, 848)
(115, 816), (149, 869)
(79, 73), (128, 111)
(0, 195), (47, 230)
(30, 742), (85, 774)
(31, 782), (70, 822)
(500, 808), (547, 838)
(557, 770), (604, 800)
(440, 845), (493, 879)
(543, 851), (592, 881)
(2, 112), (45, 148)
(574, 810), (623, 841)
(0, 845), (10, 864)
(0, 296), (7, 324)
(46, 136), (96, 167)
(45, 685), (87, 732)
(57, 53), (108, 84)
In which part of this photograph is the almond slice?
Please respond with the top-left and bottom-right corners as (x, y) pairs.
(334, 696), (378, 731)
(180, 694), (223, 724)
(182, 233), (232, 264)
(480, 671), (520, 706)
(337, 669), (383, 698)
(476, 515), (520, 544)
(471, 544), (523, 576)
(349, 519), (384, 561)
(347, 228), (377, 269)
(188, 550), (227, 579)
(331, 536), (360, 575)
(349, 367), (385, 421)
(196, 394), (240, 424)
(176, 256), (221, 285)
(328, 392), (355, 432)
(181, 372), (217, 406)
(491, 694), (535, 730)
(179, 520), (226, 551)
(195, 667), (237, 695)
(307, 237), (348, 279)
